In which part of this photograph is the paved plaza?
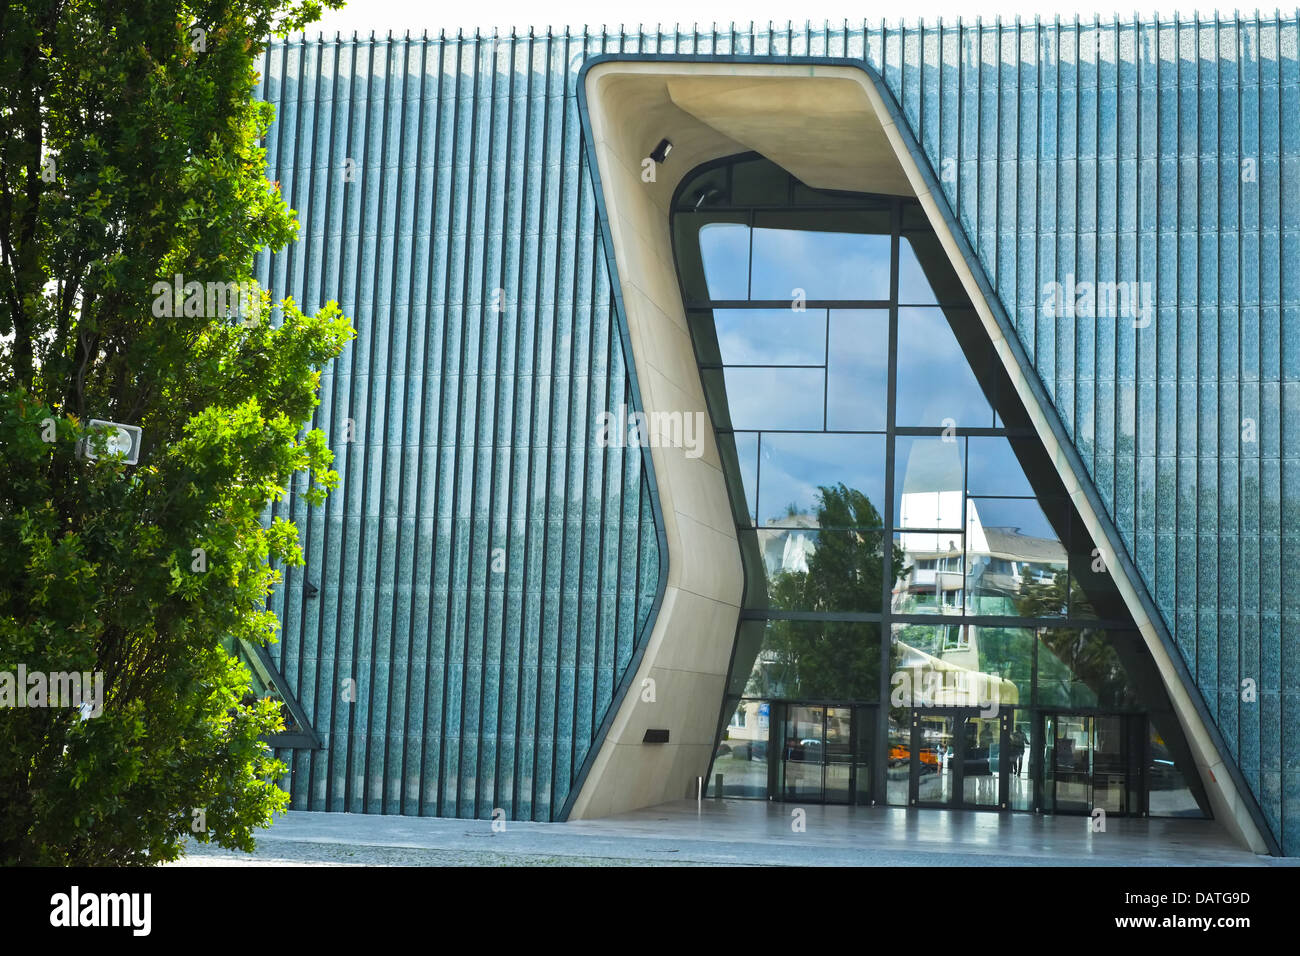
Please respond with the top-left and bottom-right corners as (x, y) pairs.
(172, 799), (1286, 867)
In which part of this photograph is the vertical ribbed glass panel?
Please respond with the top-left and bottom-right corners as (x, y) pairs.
(873, 13), (1300, 852)
(254, 16), (1300, 850)
(257, 32), (662, 822)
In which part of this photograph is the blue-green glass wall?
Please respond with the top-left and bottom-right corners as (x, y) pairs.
(254, 34), (661, 820)
(256, 16), (1300, 847)
(871, 14), (1300, 852)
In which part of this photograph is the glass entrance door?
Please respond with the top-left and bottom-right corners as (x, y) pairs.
(960, 711), (1001, 808)
(1090, 716), (1127, 814)
(910, 708), (1006, 809)
(773, 704), (864, 804)
(824, 706), (853, 805)
(1043, 713), (1137, 815)
(778, 705), (825, 802)
(912, 711), (956, 805)
(853, 705), (875, 805)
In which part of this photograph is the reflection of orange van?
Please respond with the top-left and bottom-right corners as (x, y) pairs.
(889, 744), (940, 767)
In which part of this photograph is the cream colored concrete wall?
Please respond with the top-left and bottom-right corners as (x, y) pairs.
(566, 70), (747, 819)
(570, 61), (1268, 854)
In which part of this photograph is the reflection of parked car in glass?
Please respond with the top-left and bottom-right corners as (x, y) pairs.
(723, 741), (768, 762)
(796, 737), (853, 763)
(799, 738), (824, 754)
(889, 743), (940, 773)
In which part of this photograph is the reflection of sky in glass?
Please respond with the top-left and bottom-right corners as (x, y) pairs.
(895, 307), (991, 427)
(699, 223), (750, 299)
(714, 309), (825, 365)
(750, 228), (891, 300)
(732, 432), (759, 522)
(722, 367), (823, 430)
(826, 310), (888, 430)
(896, 436), (964, 495)
(898, 238), (939, 304)
(894, 436), (964, 527)
(758, 432), (886, 526)
(968, 497), (1060, 545)
(966, 436), (1034, 497)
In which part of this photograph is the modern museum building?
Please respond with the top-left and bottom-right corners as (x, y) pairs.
(248, 15), (1300, 855)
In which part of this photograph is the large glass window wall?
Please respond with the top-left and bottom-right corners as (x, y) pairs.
(674, 154), (1208, 818)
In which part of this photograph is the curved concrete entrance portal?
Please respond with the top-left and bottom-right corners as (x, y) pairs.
(569, 58), (1268, 856)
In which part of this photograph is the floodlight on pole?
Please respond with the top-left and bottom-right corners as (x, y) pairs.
(79, 420), (142, 465)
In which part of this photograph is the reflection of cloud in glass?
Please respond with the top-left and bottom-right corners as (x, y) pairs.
(895, 307), (991, 427)
(714, 309), (825, 365)
(699, 223), (750, 300)
(827, 310), (888, 430)
(899, 238), (939, 304)
(758, 432), (886, 526)
(722, 367), (823, 430)
(897, 436), (963, 495)
(732, 432), (759, 522)
(895, 437), (964, 530)
(750, 229), (891, 300)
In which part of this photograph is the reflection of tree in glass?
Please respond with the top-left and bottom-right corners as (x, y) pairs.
(894, 623), (942, 657)
(970, 627), (1033, 694)
(758, 483), (904, 700)
(1037, 628), (1126, 707)
(1012, 567), (1069, 618)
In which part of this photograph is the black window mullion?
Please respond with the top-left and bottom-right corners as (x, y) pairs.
(687, 299), (895, 309)
(823, 309), (830, 430)
(963, 427), (971, 613)
(746, 207), (754, 301)
(875, 197), (903, 804)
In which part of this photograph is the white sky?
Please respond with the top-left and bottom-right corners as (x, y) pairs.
(300, 2), (1254, 38)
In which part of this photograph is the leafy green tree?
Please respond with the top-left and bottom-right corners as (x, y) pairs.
(759, 484), (905, 700)
(0, 0), (347, 864)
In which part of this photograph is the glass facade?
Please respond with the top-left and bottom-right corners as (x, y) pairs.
(677, 154), (1208, 817)
(254, 34), (663, 821)
(251, 18), (1300, 851)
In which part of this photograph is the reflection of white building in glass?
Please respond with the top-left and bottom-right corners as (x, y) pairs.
(891, 640), (1019, 709)
(726, 700), (769, 742)
(894, 487), (964, 615)
(894, 492), (1067, 619)
(892, 487), (1062, 698)
(966, 523), (1068, 616)
(760, 513), (818, 577)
